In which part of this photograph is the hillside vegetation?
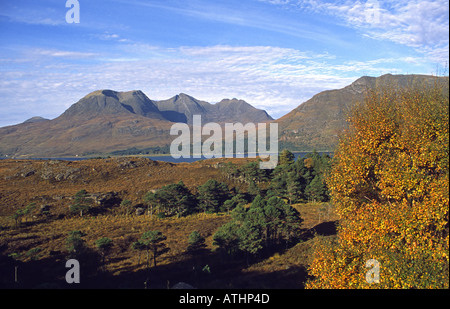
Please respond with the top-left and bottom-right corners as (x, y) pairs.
(1, 79), (448, 289)
(307, 81), (449, 288)
(0, 154), (337, 288)
(277, 74), (448, 151)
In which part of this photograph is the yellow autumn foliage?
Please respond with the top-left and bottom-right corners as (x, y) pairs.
(307, 80), (449, 289)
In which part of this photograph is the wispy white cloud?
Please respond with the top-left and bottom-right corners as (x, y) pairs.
(0, 3), (65, 26)
(32, 48), (98, 58)
(112, 0), (347, 46)
(0, 43), (428, 127)
(261, 0), (449, 64)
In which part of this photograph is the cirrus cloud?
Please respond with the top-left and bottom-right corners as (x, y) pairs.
(0, 43), (429, 127)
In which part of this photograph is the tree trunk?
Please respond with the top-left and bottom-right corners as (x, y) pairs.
(153, 248), (157, 267)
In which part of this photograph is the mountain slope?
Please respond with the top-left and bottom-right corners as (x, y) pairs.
(22, 116), (49, 124)
(276, 74), (449, 151)
(154, 93), (211, 124)
(154, 93), (273, 124)
(60, 89), (164, 120)
(213, 98), (273, 123)
(0, 90), (174, 157)
(0, 90), (273, 158)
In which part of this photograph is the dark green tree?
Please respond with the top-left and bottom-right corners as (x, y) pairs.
(268, 164), (289, 198)
(151, 181), (197, 217)
(197, 179), (230, 213)
(187, 231), (206, 254)
(65, 230), (87, 258)
(213, 221), (240, 258)
(241, 161), (270, 183)
(236, 220), (263, 266)
(279, 149), (295, 165)
(69, 189), (93, 217)
(64, 230), (101, 275)
(214, 194), (304, 265)
(286, 170), (304, 204)
(143, 192), (158, 217)
(133, 230), (167, 268)
(95, 237), (113, 266)
(279, 202), (303, 246)
(247, 179), (261, 198)
(222, 193), (247, 213)
(305, 174), (327, 202)
(119, 199), (133, 216)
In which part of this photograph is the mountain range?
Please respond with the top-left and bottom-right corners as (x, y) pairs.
(0, 90), (272, 157)
(277, 74), (448, 151)
(0, 74), (447, 158)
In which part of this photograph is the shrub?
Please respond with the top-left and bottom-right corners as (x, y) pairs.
(307, 82), (449, 288)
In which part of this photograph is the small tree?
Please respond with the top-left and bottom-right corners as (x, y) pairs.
(197, 179), (230, 213)
(132, 240), (147, 265)
(133, 230), (167, 269)
(143, 192), (158, 217)
(10, 203), (38, 227)
(151, 182), (197, 217)
(237, 220), (263, 266)
(25, 247), (42, 261)
(23, 203), (37, 222)
(95, 237), (113, 266)
(305, 175), (327, 202)
(10, 209), (25, 227)
(119, 199), (133, 216)
(213, 221), (240, 258)
(187, 231), (206, 254)
(279, 149), (295, 166)
(64, 230), (101, 276)
(222, 194), (247, 213)
(65, 230), (88, 259)
(69, 189), (93, 217)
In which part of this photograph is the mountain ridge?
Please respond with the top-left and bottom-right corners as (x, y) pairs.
(1, 74), (447, 158)
(276, 74), (449, 151)
(0, 90), (274, 157)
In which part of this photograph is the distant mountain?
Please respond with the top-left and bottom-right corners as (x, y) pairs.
(0, 90), (273, 157)
(154, 93), (273, 124)
(276, 74), (449, 151)
(213, 98), (273, 123)
(154, 93), (211, 124)
(60, 89), (165, 120)
(22, 116), (49, 124)
(1, 74), (446, 158)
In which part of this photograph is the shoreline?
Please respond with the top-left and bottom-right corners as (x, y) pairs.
(0, 150), (334, 162)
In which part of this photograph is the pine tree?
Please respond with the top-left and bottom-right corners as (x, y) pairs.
(66, 230), (87, 258)
(247, 179), (261, 198)
(279, 149), (295, 165)
(152, 181), (196, 217)
(95, 237), (113, 266)
(305, 174), (327, 202)
(222, 194), (247, 213)
(69, 189), (93, 217)
(133, 230), (167, 268)
(268, 164), (289, 198)
(237, 220), (263, 266)
(197, 179), (230, 213)
(286, 170), (303, 204)
(213, 221), (240, 257)
(187, 231), (206, 254)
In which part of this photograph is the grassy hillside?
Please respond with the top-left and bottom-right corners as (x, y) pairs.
(0, 157), (338, 289)
(276, 74), (448, 152)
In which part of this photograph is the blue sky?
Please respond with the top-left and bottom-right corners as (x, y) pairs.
(0, 0), (448, 127)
